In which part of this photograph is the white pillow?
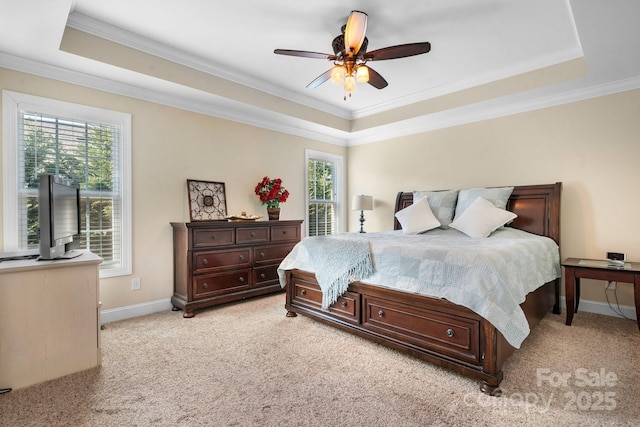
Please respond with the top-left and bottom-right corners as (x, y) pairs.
(454, 186), (514, 219)
(449, 196), (517, 238)
(395, 197), (441, 234)
(413, 190), (458, 229)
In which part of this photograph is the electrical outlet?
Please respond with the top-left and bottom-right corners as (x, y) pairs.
(131, 277), (141, 291)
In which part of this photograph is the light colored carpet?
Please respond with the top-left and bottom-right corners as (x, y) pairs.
(1, 293), (638, 426)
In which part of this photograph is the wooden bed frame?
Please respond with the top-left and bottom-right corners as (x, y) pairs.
(284, 183), (562, 395)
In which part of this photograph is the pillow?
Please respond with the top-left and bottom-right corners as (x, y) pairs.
(449, 196), (517, 238)
(413, 190), (458, 229)
(395, 197), (441, 234)
(453, 186), (514, 219)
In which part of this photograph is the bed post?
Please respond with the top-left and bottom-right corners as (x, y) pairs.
(284, 270), (298, 317)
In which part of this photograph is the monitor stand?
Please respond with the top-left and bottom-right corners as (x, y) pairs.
(59, 250), (83, 260)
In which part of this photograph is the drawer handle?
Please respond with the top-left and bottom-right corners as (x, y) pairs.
(378, 310), (385, 318)
(260, 252), (265, 258)
(301, 289), (306, 295)
(340, 301), (347, 307)
(260, 273), (266, 279)
(202, 283), (208, 289)
(250, 232), (256, 237)
(282, 230), (287, 234)
(239, 254), (245, 260)
(446, 328), (455, 338)
(210, 234), (216, 240)
(202, 258), (208, 265)
(239, 277), (245, 283)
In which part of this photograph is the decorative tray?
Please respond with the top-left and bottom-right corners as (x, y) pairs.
(226, 213), (263, 222)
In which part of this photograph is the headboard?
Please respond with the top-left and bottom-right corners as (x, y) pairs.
(393, 183), (562, 245)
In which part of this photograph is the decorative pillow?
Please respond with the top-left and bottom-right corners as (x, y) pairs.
(413, 190), (458, 229)
(449, 196), (517, 238)
(395, 197), (441, 234)
(453, 186), (514, 219)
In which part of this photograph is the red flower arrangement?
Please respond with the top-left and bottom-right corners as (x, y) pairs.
(254, 176), (290, 208)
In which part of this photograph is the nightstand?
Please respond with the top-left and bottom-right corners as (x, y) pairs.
(562, 258), (640, 330)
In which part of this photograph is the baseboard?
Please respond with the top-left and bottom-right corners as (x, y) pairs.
(560, 296), (637, 320)
(98, 296), (635, 325)
(100, 298), (173, 324)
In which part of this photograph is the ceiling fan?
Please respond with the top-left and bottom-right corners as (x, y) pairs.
(274, 10), (431, 100)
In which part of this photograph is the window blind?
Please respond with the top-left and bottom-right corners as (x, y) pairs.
(17, 110), (122, 269)
(308, 158), (337, 236)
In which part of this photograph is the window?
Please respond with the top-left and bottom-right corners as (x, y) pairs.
(3, 91), (131, 278)
(306, 150), (344, 236)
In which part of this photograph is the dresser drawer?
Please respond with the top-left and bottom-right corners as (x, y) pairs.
(362, 296), (480, 364)
(236, 227), (269, 244)
(192, 228), (235, 248)
(291, 279), (360, 324)
(253, 265), (280, 286)
(193, 270), (252, 298)
(254, 244), (294, 266)
(271, 225), (300, 242)
(193, 248), (252, 273)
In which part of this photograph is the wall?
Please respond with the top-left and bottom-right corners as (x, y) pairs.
(0, 68), (346, 312)
(348, 89), (640, 311)
(2, 66), (638, 318)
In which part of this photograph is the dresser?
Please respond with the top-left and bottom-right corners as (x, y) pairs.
(171, 220), (302, 317)
(0, 250), (102, 390)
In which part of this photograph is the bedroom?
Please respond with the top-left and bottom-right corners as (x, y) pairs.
(0, 0), (638, 417)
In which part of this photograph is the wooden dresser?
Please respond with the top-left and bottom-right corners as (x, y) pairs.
(171, 220), (302, 317)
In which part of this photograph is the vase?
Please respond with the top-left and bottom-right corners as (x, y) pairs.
(267, 207), (280, 221)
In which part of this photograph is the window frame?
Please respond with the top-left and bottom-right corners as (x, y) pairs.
(305, 149), (345, 236)
(2, 90), (132, 278)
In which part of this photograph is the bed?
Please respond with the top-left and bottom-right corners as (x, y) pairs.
(280, 183), (561, 395)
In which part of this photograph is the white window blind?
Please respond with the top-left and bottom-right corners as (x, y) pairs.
(307, 157), (338, 236)
(18, 111), (122, 268)
(3, 91), (131, 277)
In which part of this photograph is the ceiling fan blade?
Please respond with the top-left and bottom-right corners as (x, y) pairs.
(366, 67), (388, 89)
(364, 42), (431, 61)
(274, 49), (337, 60)
(344, 10), (368, 55)
(306, 69), (333, 89)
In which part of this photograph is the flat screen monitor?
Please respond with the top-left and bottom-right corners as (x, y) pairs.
(38, 174), (82, 260)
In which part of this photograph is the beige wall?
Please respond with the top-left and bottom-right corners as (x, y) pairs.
(0, 68), (346, 310)
(348, 89), (640, 307)
(2, 66), (639, 313)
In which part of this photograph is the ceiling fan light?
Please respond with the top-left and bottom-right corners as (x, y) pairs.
(356, 66), (369, 83)
(344, 11), (368, 54)
(331, 65), (345, 83)
(344, 75), (356, 92)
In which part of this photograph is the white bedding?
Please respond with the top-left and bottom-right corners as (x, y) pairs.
(278, 227), (560, 348)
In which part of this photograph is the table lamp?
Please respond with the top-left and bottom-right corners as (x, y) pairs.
(352, 194), (373, 233)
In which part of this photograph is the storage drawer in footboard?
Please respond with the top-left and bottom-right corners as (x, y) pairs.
(290, 277), (360, 324)
(362, 295), (480, 365)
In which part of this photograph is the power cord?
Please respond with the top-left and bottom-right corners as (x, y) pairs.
(604, 281), (633, 321)
(0, 387), (10, 395)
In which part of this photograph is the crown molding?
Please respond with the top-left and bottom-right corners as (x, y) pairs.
(66, 12), (352, 121)
(351, 47), (585, 120)
(346, 75), (640, 145)
(2, 51), (638, 148)
(0, 52), (350, 146)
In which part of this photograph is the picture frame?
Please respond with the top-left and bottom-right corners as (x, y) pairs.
(187, 179), (228, 221)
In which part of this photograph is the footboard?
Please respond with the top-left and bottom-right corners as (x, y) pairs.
(285, 269), (558, 396)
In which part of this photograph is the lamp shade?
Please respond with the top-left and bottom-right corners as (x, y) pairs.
(352, 195), (373, 211)
(356, 65), (369, 83)
(344, 10), (368, 54)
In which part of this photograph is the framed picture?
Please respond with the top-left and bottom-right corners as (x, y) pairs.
(187, 179), (228, 221)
